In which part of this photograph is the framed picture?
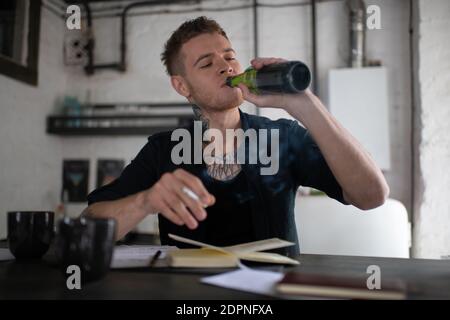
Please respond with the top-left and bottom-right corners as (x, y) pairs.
(0, 0), (41, 86)
(96, 159), (125, 188)
(62, 160), (89, 203)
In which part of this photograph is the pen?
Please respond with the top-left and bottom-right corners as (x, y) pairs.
(149, 250), (162, 267)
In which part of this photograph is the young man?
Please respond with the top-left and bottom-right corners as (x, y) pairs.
(85, 16), (389, 255)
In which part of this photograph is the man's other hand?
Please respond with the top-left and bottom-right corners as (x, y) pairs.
(139, 169), (215, 229)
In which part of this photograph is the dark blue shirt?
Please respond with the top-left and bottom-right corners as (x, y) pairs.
(203, 171), (254, 247)
(87, 109), (348, 256)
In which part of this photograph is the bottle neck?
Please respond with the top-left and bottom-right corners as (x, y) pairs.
(227, 68), (259, 93)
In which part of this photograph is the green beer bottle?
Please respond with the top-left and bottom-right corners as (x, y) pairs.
(226, 60), (311, 94)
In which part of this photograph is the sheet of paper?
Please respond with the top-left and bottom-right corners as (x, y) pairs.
(0, 248), (15, 261)
(201, 267), (284, 297)
(111, 245), (177, 269)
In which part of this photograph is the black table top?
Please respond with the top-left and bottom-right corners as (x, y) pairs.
(2, 241), (450, 300)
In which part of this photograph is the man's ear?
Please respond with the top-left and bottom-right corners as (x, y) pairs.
(170, 75), (191, 99)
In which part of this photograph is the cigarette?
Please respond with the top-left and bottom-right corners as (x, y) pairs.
(182, 186), (200, 201)
(182, 186), (207, 207)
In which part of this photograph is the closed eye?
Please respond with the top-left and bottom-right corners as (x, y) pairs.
(200, 63), (212, 69)
(200, 57), (234, 69)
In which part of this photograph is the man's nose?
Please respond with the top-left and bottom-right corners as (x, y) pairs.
(219, 60), (233, 75)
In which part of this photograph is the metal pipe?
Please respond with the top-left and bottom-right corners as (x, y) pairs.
(82, 0), (192, 74)
(83, 0), (318, 75)
(346, 0), (366, 68)
(120, 0), (195, 72)
(90, 63), (122, 70)
(409, 0), (417, 245)
(311, 0), (317, 93)
(82, 1), (94, 75)
(253, 0), (259, 59)
(253, 0), (260, 115)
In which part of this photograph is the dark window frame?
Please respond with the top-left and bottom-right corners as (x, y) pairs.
(0, 0), (41, 86)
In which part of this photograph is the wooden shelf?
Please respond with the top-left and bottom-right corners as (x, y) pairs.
(46, 114), (194, 136)
(47, 102), (195, 136)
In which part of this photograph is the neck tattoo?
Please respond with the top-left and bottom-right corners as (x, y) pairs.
(192, 105), (209, 131)
(191, 105), (242, 181)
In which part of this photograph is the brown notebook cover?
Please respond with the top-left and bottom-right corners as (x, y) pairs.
(276, 272), (406, 300)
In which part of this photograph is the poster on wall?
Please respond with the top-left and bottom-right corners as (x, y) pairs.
(96, 159), (125, 188)
(62, 160), (90, 203)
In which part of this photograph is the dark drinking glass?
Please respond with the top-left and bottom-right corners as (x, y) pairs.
(7, 211), (55, 259)
(55, 217), (116, 282)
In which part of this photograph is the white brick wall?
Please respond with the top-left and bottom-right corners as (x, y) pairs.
(0, 8), (66, 239)
(0, 0), (417, 242)
(413, 0), (450, 258)
(66, 0), (413, 213)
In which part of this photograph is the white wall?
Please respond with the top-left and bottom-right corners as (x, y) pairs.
(413, 0), (450, 259)
(365, 0), (412, 213)
(0, 0), (415, 241)
(61, 2), (258, 232)
(73, 0), (412, 217)
(0, 7), (66, 239)
(258, 0), (412, 215)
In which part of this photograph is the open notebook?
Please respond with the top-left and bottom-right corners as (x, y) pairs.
(167, 233), (300, 268)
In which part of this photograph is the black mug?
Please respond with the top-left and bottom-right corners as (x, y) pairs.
(7, 211), (55, 259)
(55, 216), (116, 282)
